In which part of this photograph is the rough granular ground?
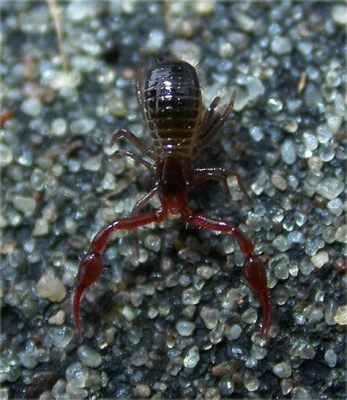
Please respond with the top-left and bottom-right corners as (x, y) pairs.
(1, 1), (346, 399)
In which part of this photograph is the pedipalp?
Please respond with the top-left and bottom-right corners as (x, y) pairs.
(74, 211), (165, 332)
(185, 212), (270, 335)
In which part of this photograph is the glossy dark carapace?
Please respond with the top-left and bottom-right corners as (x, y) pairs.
(73, 60), (270, 335)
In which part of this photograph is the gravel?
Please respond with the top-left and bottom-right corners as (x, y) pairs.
(1, 1), (345, 399)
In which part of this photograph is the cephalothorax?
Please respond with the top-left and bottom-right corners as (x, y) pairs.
(73, 60), (270, 335)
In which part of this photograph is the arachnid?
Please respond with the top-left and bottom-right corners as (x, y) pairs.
(73, 60), (270, 335)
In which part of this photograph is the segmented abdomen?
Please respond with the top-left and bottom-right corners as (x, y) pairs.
(144, 61), (202, 159)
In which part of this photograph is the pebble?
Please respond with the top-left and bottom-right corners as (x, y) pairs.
(334, 93), (345, 116)
(281, 139), (297, 165)
(249, 126), (264, 142)
(51, 118), (67, 136)
(303, 131), (318, 150)
(42, 202), (58, 222)
(48, 327), (73, 348)
(121, 306), (136, 322)
(219, 42), (234, 58)
(316, 178), (343, 200)
(133, 384), (151, 398)
(291, 387), (310, 400)
(32, 218), (49, 236)
(18, 149), (33, 166)
(83, 156), (102, 172)
(107, 97), (128, 118)
(170, 40), (201, 66)
(321, 141), (336, 163)
(130, 347), (148, 367)
(182, 287), (201, 305)
(244, 374), (259, 391)
(145, 29), (165, 52)
(221, 288), (240, 311)
(274, 261), (290, 280)
(251, 344), (267, 360)
(332, 4), (347, 25)
(68, 159), (81, 173)
(80, 34), (102, 57)
(21, 97), (42, 117)
(205, 387), (221, 400)
(70, 118), (96, 135)
(305, 237), (325, 256)
(299, 259), (315, 276)
(246, 76), (265, 100)
(326, 114), (342, 133)
(0, 389), (8, 399)
(147, 307), (158, 319)
(66, 382), (88, 398)
(267, 97), (283, 113)
(0, 215), (7, 229)
(325, 70), (341, 88)
(298, 41), (313, 56)
(317, 124), (333, 144)
(335, 225), (347, 243)
(305, 84), (322, 108)
(290, 339), (316, 360)
(36, 269), (66, 302)
(101, 172), (116, 190)
(193, 0), (215, 15)
(283, 119), (298, 134)
(176, 320), (195, 336)
(271, 173), (287, 191)
(234, 88), (249, 111)
(303, 305), (324, 323)
(272, 235), (291, 253)
(270, 36), (293, 54)
(30, 168), (45, 190)
(0, 144), (13, 166)
(128, 328), (143, 346)
(308, 156), (323, 171)
(269, 254), (290, 279)
(200, 306), (219, 329)
(48, 310), (65, 325)
(325, 300), (337, 325)
(311, 251), (329, 269)
(324, 349), (337, 368)
(66, 1), (101, 21)
(281, 379), (293, 396)
(12, 195), (37, 215)
(236, 13), (256, 32)
(209, 324), (224, 344)
(66, 362), (88, 388)
(197, 266), (215, 280)
(241, 308), (257, 325)
(334, 305), (347, 325)
(19, 352), (37, 369)
(77, 345), (102, 368)
(47, 71), (81, 90)
(226, 324), (242, 341)
(144, 234), (161, 252)
(228, 31), (249, 50)
(183, 346), (200, 368)
(327, 198), (343, 216)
